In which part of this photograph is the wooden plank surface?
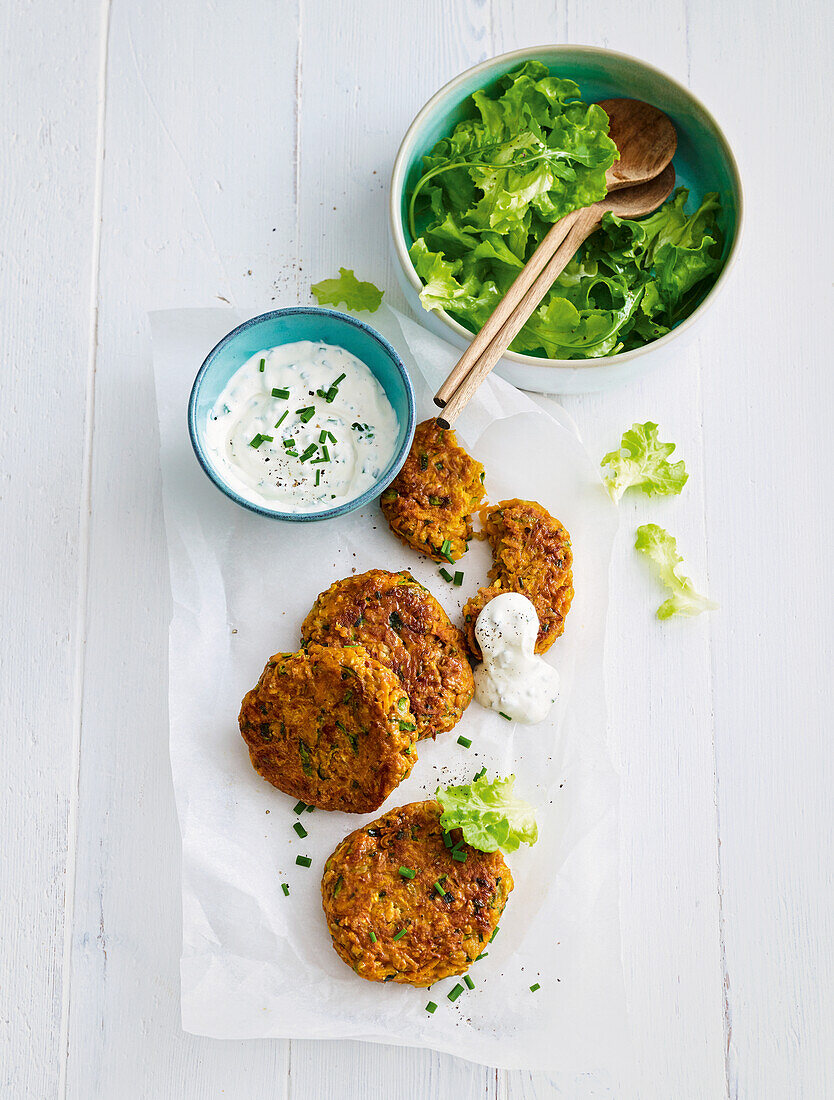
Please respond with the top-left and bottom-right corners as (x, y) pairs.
(0, 2), (102, 1096)
(0, 0), (831, 1096)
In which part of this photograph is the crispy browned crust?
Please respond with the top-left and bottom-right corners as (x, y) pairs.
(380, 419), (485, 563)
(301, 569), (474, 740)
(321, 800), (513, 986)
(463, 498), (574, 658)
(239, 643), (417, 813)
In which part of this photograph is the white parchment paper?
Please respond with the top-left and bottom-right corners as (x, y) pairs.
(151, 305), (627, 1073)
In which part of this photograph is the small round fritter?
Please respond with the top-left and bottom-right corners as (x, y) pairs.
(321, 800), (513, 986)
(380, 419), (486, 563)
(301, 569), (474, 740)
(464, 499), (574, 658)
(239, 643), (418, 813)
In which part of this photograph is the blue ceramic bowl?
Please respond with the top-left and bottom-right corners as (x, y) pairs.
(188, 308), (416, 521)
(389, 45), (743, 393)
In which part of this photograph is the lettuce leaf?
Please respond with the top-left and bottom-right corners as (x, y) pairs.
(602, 422), (688, 502)
(436, 773), (538, 854)
(407, 61), (725, 359)
(310, 268), (384, 313)
(635, 524), (718, 619)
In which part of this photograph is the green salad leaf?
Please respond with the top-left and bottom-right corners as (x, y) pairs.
(436, 773), (537, 854)
(635, 524), (718, 620)
(407, 62), (725, 359)
(311, 268), (384, 313)
(602, 422), (688, 502)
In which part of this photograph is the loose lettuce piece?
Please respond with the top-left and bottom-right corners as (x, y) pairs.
(635, 524), (717, 620)
(602, 422), (688, 502)
(436, 774), (537, 854)
(310, 268), (383, 313)
(407, 59), (725, 360)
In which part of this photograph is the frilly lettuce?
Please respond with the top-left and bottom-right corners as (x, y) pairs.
(602, 422), (688, 502)
(635, 524), (718, 620)
(311, 268), (384, 313)
(407, 61), (724, 359)
(436, 773), (537, 854)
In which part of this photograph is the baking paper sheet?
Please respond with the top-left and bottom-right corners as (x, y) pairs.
(151, 305), (627, 1073)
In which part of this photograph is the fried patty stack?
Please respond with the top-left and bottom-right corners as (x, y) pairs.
(301, 569), (473, 740)
(321, 800), (513, 985)
(380, 419), (485, 563)
(463, 499), (574, 658)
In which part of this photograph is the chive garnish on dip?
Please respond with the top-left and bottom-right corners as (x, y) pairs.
(249, 433), (272, 448)
(259, 358), (265, 372)
(275, 410), (289, 429)
(281, 883), (290, 896)
(272, 387), (289, 399)
(530, 983), (541, 992)
(296, 406), (316, 423)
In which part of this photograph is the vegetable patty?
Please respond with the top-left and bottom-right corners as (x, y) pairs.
(464, 499), (574, 658)
(321, 800), (513, 986)
(239, 643), (417, 813)
(380, 419), (485, 563)
(301, 569), (474, 740)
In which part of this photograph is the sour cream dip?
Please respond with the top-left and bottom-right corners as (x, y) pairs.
(473, 592), (560, 725)
(204, 341), (399, 513)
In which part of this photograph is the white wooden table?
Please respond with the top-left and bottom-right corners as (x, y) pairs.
(3, 1), (832, 1096)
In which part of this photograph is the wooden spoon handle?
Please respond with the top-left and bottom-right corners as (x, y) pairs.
(433, 209), (582, 408)
(436, 203), (603, 428)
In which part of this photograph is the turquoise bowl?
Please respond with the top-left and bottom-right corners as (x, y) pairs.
(188, 308), (416, 521)
(389, 46), (743, 393)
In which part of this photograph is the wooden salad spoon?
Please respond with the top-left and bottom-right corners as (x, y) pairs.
(435, 161), (677, 427)
(434, 98), (677, 411)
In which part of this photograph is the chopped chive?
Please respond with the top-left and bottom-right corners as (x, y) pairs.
(293, 822), (308, 839)
(425, 1001), (437, 1014)
(275, 410), (289, 429)
(473, 766), (486, 781)
(498, 712), (513, 722)
(249, 433), (273, 449)
(281, 883), (290, 896)
(530, 983), (541, 993)
(398, 866), (416, 879)
(327, 431), (337, 444)
(272, 387), (289, 399)
(325, 387), (337, 403)
(298, 444), (318, 463)
(315, 469), (321, 487)
(442, 831), (453, 849)
(306, 805), (315, 812)
(285, 451), (299, 458)
(331, 373), (346, 387)
(283, 437), (295, 448)
(321, 445), (330, 462)
(489, 926), (499, 942)
(295, 855), (312, 868)
(434, 880), (446, 897)
(464, 975), (475, 990)
(319, 430), (328, 443)
(475, 951), (488, 961)
(440, 539), (454, 563)
(447, 983), (464, 1002)
(399, 720), (416, 731)
(457, 735), (472, 749)
(451, 850), (467, 863)
(296, 406), (316, 422)
(293, 800), (307, 814)
(259, 358), (265, 372)
(393, 928), (407, 941)
(453, 571), (464, 587)
(439, 567), (453, 583)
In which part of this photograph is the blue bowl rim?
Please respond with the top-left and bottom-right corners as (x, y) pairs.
(389, 43), (745, 373)
(187, 306), (416, 522)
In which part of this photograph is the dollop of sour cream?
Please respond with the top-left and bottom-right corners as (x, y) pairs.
(473, 592), (560, 725)
(204, 341), (399, 513)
